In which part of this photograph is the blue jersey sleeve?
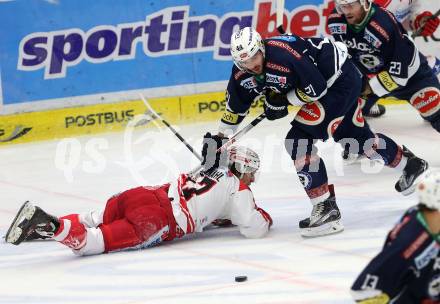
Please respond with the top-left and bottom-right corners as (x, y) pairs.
(351, 210), (428, 303)
(219, 67), (263, 135)
(366, 8), (421, 96)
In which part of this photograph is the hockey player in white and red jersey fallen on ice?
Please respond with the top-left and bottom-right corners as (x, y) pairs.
(4, 146), (272, 256)
(328, 0), (440, 124)
(204, 26), (429, 237)
(351, 169), (440, 303)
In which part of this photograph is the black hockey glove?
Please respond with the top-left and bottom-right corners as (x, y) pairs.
(201, 132), (228, 172)
(264, 92), (289, 121)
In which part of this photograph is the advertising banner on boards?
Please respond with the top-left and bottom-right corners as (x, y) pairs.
(0, 0), (438, 112)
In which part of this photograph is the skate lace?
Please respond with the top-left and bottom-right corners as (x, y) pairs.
(35, 222), (56, 237)
(311, 203), (326, 223)
(399, 171), (409, 189)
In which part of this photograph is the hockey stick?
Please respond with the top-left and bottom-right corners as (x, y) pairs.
(0, 125), (32, 143)
(139, 93), (203, 161)
(276, 0), (286, 34)
(189, 112), (267, 175)
(411, 8), (440, 38)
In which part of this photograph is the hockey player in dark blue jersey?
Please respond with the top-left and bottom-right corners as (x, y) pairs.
(351, 169), (440, 303)
(203, 27), (428, 237)
(328, 0), (440, 130)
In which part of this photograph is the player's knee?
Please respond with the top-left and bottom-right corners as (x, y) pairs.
(284, 137), (312, 161)
(284, 127), (313, 160)
(127, 206), (168, 242)
(409, 87), (440, 119)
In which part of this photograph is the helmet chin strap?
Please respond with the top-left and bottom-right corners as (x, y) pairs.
(354, 1), (372, 26)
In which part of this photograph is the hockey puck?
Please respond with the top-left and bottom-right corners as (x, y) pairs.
(235, 275), (247, 282)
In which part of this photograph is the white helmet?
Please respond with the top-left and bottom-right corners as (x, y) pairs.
(230, 27), (265, 72)
(228, 146), (260, 175)
(417, 169), (440, 211)
(334, 0), (372, 14)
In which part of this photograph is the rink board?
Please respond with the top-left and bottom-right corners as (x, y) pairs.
(0, 93), (405, 146)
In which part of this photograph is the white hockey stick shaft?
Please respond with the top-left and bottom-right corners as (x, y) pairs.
(276, 0), (286, 34)
(139, 93), (203, 161)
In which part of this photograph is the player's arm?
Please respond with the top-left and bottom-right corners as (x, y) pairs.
(229, 185), (272, 238)
(284, 39), (335, 106)
(285, 63), (328, 106)
(218, 70), (261, 136)
(368, 17), (420, 97)
(350, 228), (413, 303)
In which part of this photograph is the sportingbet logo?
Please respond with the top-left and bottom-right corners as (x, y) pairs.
(17, 1), (336, 79)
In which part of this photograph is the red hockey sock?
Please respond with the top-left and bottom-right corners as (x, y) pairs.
(53, 214), (87, 250)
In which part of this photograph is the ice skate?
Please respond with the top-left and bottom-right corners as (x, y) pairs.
(5, 201), (59, 245)
(299, 185), (344, 237)
(364, 103), (386, 118)
(342, 147), (366, 165)
(395, 146), (429, 196)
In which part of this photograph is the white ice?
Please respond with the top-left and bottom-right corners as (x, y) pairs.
(0, 105), (438, 304)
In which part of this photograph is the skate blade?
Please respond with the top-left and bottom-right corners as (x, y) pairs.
(5, 202), (36, 245)
(400, 163), (429, 196)
(401, 185), (416, 196)
(300, 220), (344, 238)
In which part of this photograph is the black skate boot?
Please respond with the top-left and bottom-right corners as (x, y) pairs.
(341, 143), (366, 165)
(5, 201), (59, 245)
(395, 146), (429, 196)
(365, 103), (386, 118)
(299, 185), (344, 237)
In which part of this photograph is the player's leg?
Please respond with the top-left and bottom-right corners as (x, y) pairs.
(334, 101), (429, 196)
(6, 187), (179, 255)
(5, 201), (60, 245)
(98, 186), (179, 252)
(285, 60), (365, 237)
(100, 204), (171, 252)
(5, 204), (105, 255)
(285, 124), (343, 237)
(361, 95), (386, 118)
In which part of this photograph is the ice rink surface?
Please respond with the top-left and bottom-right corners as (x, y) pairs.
(0, 105), (439, 304)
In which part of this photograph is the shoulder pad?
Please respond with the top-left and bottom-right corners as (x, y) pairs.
(232, 66), (247, 81)
(328, 12), (344, 21)
(367, 8), (398, 42)
(266, 40), (302, 60)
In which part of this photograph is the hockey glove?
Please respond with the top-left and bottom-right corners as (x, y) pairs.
(201, 132), (228, 172)
(414, 11), (440, 37)
(264, 92), (289, 121)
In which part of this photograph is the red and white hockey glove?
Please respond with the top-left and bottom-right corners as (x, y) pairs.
(413, 11), (440, 37)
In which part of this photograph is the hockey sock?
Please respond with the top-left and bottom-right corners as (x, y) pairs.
(295, 154), (330, 205)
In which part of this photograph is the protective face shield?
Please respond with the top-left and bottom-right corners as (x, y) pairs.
(417, 169), (440, 211)
(230, 27), (265, 73)
(228, 146), (260, 176)
(334, 0), (372, 14)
